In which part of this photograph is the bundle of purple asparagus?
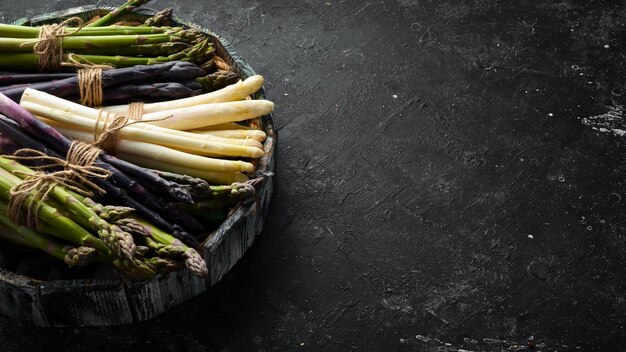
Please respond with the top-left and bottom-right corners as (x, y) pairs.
(0, 62), (240, 104)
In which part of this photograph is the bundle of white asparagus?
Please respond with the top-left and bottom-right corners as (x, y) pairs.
(19, 75), (273, 184)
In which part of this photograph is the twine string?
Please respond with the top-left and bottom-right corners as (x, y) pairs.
(6, 148), (112, 229)
(128, 102), (145, 122)
(63, 54), (114, 107)
(20, 17), (84, 71)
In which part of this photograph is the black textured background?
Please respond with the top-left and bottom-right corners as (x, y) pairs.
(1, 0), (626, 351)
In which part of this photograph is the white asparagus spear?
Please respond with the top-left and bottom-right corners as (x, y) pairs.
(103, 75), (265, 114)
(135, 100), (274, 130)
(190, 129), (267, 142)
(118, 153), (249, 184)
(188, 122), (253, 131)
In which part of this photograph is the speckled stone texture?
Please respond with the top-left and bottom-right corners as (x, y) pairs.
(0, 0), (625, 351)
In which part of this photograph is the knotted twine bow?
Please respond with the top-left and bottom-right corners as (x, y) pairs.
(21, 17), (84, 71)
(6, 107), (165, 228)
(7, 147), (111, 229)
(23, 18), (113, 107)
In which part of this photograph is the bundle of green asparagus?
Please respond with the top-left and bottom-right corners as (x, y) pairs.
(0, 155), (207, 280)
(0, 0), (212, 72)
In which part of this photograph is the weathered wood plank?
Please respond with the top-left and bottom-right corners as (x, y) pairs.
(39, 279), (132, 326)
(128, 270), (206, 322)
(0, 269), (46, 326)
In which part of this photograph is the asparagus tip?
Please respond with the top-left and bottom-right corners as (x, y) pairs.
(65, 246), (96, 267)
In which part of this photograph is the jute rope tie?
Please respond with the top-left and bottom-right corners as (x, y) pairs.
(20, 17), (84, 71)
(6, 148), (112, 229)
(63, 54), (114, 107)
(23, 18), (112, 107)
(93, 108), (170, 155)
(7, 108), (167, 228)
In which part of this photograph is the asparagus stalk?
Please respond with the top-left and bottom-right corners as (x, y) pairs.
(0, 72), (74, 86)
(196, 71), (240, 92)
(104, 75), (265, 114)
(117, 152), (249, 184)
(48, 125), (255, 173)
(0, 206), (96, 267)
(181, 181), (259, 211)
(88, 0), (151, 27)
(0, 47), (211, 71)
(188, 122), (254, 131)
(137, 100), (274, 131)
(0, 32), (199, 52)
(69, 41), (192, 57)
(66, 82), (203, 105)
(191, 129), (267, 142)
(0, 23), (179, 38)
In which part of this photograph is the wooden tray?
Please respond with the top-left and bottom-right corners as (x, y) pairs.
(0, 4), (276, 327)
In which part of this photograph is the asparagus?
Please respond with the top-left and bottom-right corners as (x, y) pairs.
(0, 159), (204, 278)
(88, 0), (151, 27)
(0, 124), (203, 239)
(0, 207), (96, 267)
(143, 8), (174, 27)
(0, 23), (175, 38)
(0, 31), (200, 52)
(0, 94), (200, 246)
(93, 154), (192, 203)
(0, 72), (74, 86)
(196, 71), (240, 92)
(104, 75), (266, 114)
(0, 38), (211, 71)
(181, 181), (258, 211)
(67, 82), (203, 105)
(0, 166), (156, 279)
(0, 61), (206, 101)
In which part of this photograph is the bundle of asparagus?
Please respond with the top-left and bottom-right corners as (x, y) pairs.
(0, 0), (213, 72)
(20, 75), (273, 183)
(0, 155), (207, 280)
(0, 62), (240, 104)
(0, 0), (272, 282)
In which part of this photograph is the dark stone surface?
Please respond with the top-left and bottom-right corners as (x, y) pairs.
(0, 0), (625, 351)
